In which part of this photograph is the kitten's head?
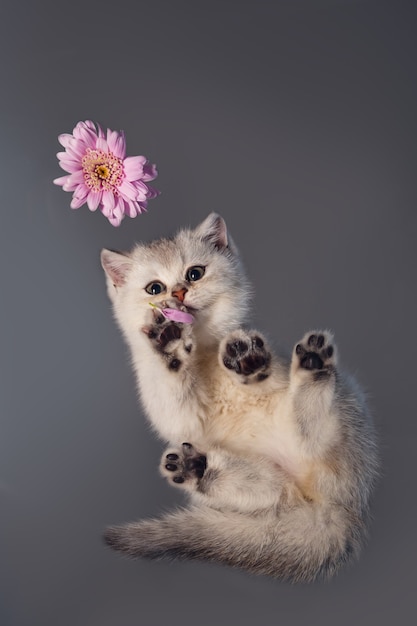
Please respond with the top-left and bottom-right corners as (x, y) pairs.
(101, 213), (251, 346)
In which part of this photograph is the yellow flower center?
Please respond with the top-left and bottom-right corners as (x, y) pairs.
(96, 164), (110, 179)
(82, 148), (124, 193)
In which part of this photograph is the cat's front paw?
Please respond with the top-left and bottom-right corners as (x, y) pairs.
(293, 331), (337, 376)
(142, 307), (193, 371)
(220, 330), (271, 383)
(160, 443), (207, 488)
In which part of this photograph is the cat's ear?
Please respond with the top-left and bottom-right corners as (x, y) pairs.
(101, 249), (133, 289)
(195, 213), (229, 250)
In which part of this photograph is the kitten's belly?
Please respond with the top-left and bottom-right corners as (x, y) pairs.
(202, 372), (304, 479)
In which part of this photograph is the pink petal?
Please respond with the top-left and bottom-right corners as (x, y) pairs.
(74, 183), (89, 198)
(107, 129), (123, 155)
(124, 201), (138, 218)
(57, 152), (82, 174)
(129, 180), (148, 201)
(65, 139), (86, 159)
(109, 131), (126, 159)
(102, 189), (115, 211)
(113, 203), (124, 220)
(96, 137), (108, 152)
(63, 172), (85, 192)
(83, 120), (104, 138)
(116, 196), (127, 215)
(53, 175), (70, 187)
(57, 159), (82, 174)
(106, 130), (116, 150)
(70, 191), (88, 209)
(101, 202), (124, 226)
(87, 190), (102, 211)
(101, 203), (112, 218)
(145, 185), (160, 199)
(108, 214), (123, 227)
(142, 162), (158, 181)
(123, 155), (146, 181)
(162, 308), (194, 324)
(73, 121), (97, 148)
(118, 179), (141, 201)
(58, 133), (73, 148)
(67, 170), (84, 184)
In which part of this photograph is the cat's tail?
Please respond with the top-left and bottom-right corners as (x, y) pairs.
(103, 502), (363, 582)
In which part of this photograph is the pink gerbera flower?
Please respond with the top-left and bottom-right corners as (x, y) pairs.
(53, 120), (159, 226)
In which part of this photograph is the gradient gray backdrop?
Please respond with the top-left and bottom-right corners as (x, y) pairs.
(1, 1), (416, 625)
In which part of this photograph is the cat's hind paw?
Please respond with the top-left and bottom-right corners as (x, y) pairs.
(220, 330), (272, 384)
(293, 331), (337, 377)
(160, 443), (207, 489)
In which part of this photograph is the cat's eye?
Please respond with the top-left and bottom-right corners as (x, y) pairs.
(186, 266), (206, 282)
(145, 281), (166, 295)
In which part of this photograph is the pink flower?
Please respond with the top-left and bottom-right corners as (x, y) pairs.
(53, 120), (159, 226)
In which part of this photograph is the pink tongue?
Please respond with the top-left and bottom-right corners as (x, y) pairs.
(161, 308), (194, 324)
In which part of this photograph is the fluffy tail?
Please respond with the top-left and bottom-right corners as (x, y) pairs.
(103, 502), (363, 583)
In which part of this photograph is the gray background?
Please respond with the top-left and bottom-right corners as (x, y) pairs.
(1, 0), (416, 624)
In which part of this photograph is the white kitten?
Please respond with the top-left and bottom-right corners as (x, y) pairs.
(101, 213), (378, 582)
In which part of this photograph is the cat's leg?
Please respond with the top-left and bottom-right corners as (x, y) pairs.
(289, 330), (338, 453)
(160, 442), (293, 513)
(219, 329), (273, 384)
(136, 305), (206, 443)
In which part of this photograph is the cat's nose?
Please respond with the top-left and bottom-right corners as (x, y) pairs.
(171, 285), (188, 303)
